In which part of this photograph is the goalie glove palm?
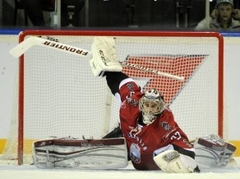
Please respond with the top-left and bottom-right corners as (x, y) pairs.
(90, 37), (122, 77)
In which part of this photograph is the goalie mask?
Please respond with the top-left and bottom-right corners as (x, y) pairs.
(139, 89), (165, 125)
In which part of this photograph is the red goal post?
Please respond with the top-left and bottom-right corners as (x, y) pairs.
(2, 30), (224, 165)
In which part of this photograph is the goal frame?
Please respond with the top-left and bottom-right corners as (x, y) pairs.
(16, 30), (224, 165)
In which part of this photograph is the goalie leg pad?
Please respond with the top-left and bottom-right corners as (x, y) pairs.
(194, 134), (236, 167)
(90, 37), (122, 77)
(153, 150), (197, 173)
(32, 137), (128, 169)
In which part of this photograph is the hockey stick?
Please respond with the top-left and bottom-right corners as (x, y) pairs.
(121, 62), (184, 81)
(9, 36), (92, 59)
(9, 36), (185, 82)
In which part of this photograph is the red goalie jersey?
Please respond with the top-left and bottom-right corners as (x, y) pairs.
(118, 78), (194, 170)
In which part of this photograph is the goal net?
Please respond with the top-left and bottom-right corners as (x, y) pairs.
(1, 30), (224, 165)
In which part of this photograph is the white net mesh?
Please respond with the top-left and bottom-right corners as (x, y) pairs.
(0, 31), (223, 164)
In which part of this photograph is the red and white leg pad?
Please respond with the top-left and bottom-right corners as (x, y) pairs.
(194, 134), (236, 167)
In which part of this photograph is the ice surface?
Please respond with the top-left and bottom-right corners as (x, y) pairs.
(0, 158), (239, 179)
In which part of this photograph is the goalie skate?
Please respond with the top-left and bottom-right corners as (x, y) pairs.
(32, 137), (128, 169)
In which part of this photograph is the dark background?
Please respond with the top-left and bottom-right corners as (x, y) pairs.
(1, 0), (240, 29)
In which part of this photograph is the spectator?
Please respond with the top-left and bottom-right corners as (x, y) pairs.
(23, 0), (84, 27)
(195, 0), (240, 30)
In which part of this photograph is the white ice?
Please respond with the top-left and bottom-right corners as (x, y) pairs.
(0, 158), (240, 179)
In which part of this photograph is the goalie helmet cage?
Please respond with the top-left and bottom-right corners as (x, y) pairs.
(3, 30), (224, 165)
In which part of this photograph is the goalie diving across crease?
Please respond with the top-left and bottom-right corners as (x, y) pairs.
(9, 36), (236, 172)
